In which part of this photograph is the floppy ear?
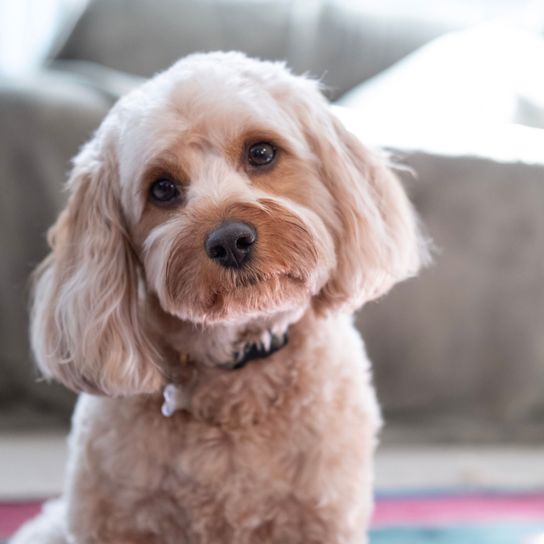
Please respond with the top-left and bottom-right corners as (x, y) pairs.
(31, 138), (163, 396)
(290, 82), (429, 312)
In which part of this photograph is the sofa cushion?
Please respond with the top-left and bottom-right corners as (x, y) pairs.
(333, 101), (544, 442)
(357, 149), (544, 443)
(54, 0), (461, 100)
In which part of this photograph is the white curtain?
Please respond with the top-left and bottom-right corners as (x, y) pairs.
(0, 0), (88, 76)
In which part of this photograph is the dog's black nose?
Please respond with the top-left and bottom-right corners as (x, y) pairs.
(205, 221), (257, 268)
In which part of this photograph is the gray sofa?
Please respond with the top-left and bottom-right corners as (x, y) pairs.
(1, 0), (543, 442)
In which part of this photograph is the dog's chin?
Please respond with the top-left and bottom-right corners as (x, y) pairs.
(163, 272), (311, 325)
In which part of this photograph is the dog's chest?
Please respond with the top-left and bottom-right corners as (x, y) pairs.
(73, 341), (376, 542)
(159, 410), (313, 496)
(86, 402), (321, 539)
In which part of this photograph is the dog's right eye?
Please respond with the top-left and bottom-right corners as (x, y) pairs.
(149, 178), (181, 205)
(247, 142), (277, 168)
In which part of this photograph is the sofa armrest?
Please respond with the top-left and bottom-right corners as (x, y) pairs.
(0, 72), (112, 427)
(354, 144), (544, 443)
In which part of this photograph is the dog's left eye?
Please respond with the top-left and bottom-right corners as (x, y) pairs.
(149, 178), (181, 205)
(247, 142), (276, 168)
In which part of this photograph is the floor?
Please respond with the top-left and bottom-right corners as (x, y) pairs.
(2, 432), (544, 499)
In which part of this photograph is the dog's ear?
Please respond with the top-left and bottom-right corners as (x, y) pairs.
(31, 137), (163, 396)
(289, 82), (428, 312)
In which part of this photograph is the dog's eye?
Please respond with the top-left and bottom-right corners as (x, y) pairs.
(247, 142), (276, 168)
(149, 178), (181, 205)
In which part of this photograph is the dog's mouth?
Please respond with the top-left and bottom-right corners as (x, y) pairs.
(203, 271), (308, 316)
(229, 271), (304, 290)
(159, 270), (309, 325)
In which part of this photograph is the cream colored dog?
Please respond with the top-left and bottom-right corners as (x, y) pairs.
(11, 52), (426, 544)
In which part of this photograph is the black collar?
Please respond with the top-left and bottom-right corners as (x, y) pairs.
(175, 331), (289, 374)
(231, 332), (289, 370)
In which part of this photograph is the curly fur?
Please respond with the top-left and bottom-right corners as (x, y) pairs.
(11, 52), (426, 544)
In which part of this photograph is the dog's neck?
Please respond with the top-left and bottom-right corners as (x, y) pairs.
(146, 296), (310, 422)
(147, 295), (304, 372)
(171, 327), (289, 374)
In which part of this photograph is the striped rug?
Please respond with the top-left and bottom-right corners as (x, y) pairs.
(2, 492), (544, 542)
(371, 491), (544, 543)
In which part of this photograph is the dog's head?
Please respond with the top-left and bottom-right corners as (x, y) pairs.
(32, 52), (426, 395)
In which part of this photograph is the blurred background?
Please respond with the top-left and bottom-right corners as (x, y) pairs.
(1, 0), (544, 542)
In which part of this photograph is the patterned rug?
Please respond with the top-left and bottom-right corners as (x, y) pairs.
(0, 501), (41, 542)
(371, 492), (544, 543)
(2, 492), (544, 542)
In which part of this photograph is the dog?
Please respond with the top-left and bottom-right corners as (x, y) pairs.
(11, 52), (426, 544)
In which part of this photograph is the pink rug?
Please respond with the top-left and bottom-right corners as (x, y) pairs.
(2, 493), (544, 542)
(373, 492), (544, 527)
(0, 502), (41, 540)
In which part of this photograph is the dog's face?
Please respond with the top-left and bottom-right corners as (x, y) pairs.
(31, 53), (425, 395)
(123, 61), (337, 324)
